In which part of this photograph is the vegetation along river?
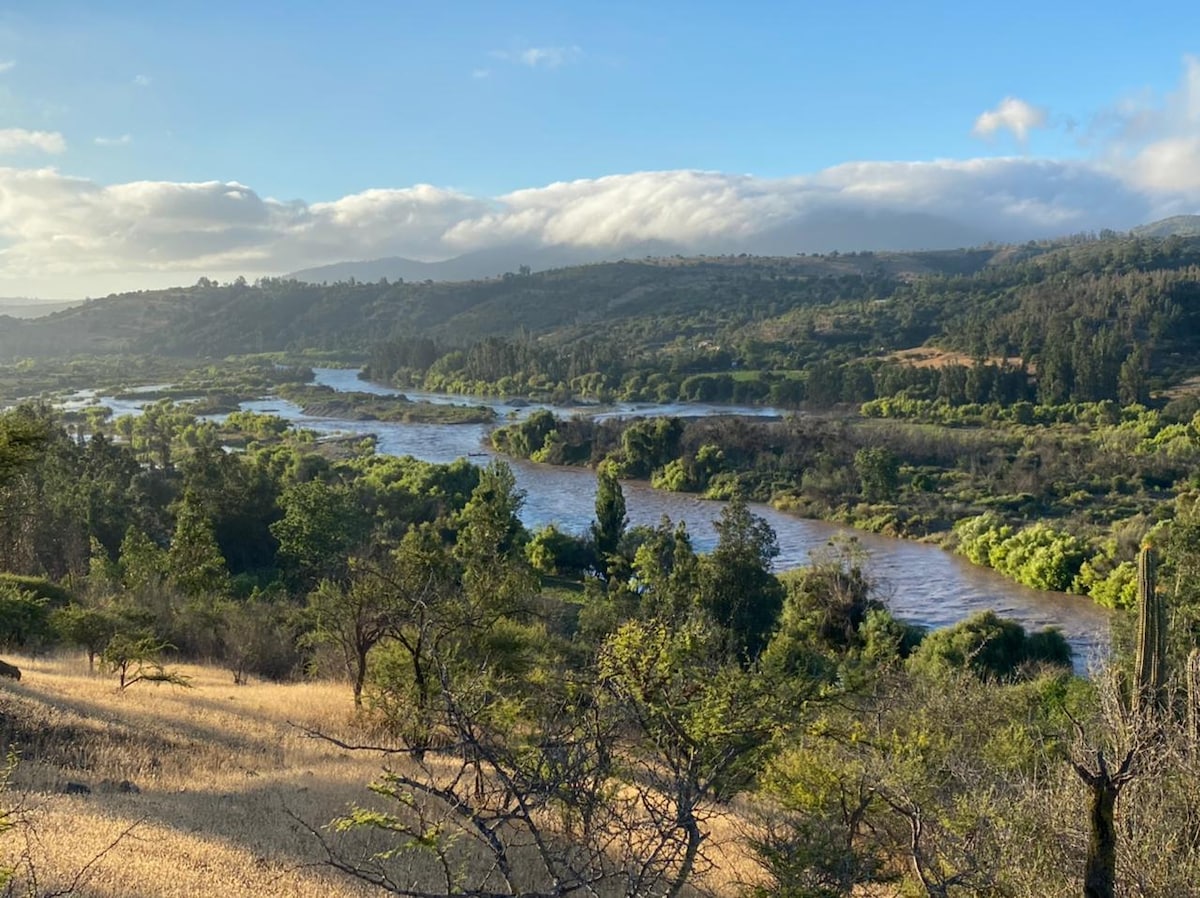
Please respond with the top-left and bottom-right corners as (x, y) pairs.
(93, 366), (1113, 666)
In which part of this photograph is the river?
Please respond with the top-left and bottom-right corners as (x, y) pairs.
(77, 367), (1113, 666)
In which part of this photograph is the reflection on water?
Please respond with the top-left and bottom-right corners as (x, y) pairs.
(90, 367), (1114, 667)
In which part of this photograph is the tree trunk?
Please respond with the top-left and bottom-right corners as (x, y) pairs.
(353, 647), (367, 708)
(664, 813), (703, 898)
(1073, 749), (1135, 898)
(1083, 778), (1119, 898)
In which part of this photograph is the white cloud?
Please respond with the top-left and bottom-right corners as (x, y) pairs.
(471, 68), (491, 80)
(94, 134), (132, 147)
(1106, 55), (1200, 195)
(8, 56), (1200, 296)
(132, 74), (151, 87)
(973, 97), (1049, 144)
(0, 160), (1160, 295)
(0, 128), (66, 154)
(0, 60), (15, 74)
(491, 45), (582, 69)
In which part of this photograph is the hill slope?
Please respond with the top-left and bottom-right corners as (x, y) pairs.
(1133, 215), (1200, 238)
(4, 236), (1200, 402)
(0, 249), (1004, 360)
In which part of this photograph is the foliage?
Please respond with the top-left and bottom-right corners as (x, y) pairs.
(52, 604), (119, 671)
(955, 514), (1093, 594)
(101, 632), (190, 690)
(0, 582), (51, 650)
(907, 610), (1072, 680)
(590, 463), (627, 580)
(698, 496), (784, 661)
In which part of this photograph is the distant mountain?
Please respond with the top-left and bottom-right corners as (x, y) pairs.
(287, 241), (682, 284)
(287, 208), (1002, 285)
(0, 298), (82, 319)
(1133, 215), (1200, 238)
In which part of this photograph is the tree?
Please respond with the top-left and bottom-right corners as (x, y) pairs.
(598, 615), (784, 895)
(631, 517), (699, 623)
(699, 495), (784, 661)
(306, 568), (397, 708)
(0, 408), (48, 486)
(52, 605), (118, 672)
(312, 612), (782, 898)
(0, 582), (51, 650)
(591, 463), (627, 581)
(167, 491), (230, 598)
(101, 633), (189, 690)
(360, 525), (464, 749)
(453, 461), (534, 616)
(271, 479), (373, 587)
(853, 446), (899, 503)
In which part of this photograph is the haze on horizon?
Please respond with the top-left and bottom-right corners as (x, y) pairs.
(1, 1), (1200, 298)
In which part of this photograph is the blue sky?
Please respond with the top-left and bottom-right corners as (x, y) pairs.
(1, 1), (1200, 295)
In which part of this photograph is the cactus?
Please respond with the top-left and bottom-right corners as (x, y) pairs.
(1187, 648), (1200, 747)
(1132, 544), (1167, 716)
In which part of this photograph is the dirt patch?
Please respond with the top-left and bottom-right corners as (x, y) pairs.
(884, 347), (1028, 370)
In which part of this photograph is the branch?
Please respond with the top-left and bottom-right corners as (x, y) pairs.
(38, 816), (145, 897)
(291, 723), (466, 756)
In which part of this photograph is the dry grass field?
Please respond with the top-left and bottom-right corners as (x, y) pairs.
(0, 654), (758, 898)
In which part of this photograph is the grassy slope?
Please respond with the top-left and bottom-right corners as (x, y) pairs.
(0, 655), (750, 897)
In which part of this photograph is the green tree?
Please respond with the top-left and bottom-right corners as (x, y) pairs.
(52, 605), (118, 672)
(631, 517), (699, 623)
(306, 570), (397, 708)
(453, 461), (534, 616)
(591, 463), (628, 581)
(699, 496), (784, 661)
(599, 615), (783, 893)
(0, 582), (51, 650)
(853, 446), (899, 503)
(102, 632), (189, 690)
(167, 491), (231, 598)
(271, 479), (372, 587)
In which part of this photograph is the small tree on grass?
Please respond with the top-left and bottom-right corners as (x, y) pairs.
(101, 633), (190, 690)
(52, 605), (119, 673)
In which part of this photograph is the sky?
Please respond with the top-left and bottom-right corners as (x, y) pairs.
(1, 1), (1200, 297)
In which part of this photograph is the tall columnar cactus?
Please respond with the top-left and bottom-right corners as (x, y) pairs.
(1187, 648), (1200, 747)
(1133, 544), (1167, 716)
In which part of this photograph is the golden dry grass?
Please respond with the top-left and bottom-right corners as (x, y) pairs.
(0, 654), (761, 898)
(883, 347), (1028, 371)
(0, 653), (392, 897)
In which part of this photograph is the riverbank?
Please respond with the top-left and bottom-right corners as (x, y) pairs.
(483, 396), (1176, 615)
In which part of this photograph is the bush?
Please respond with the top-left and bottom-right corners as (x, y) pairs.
(907, 611), (1072, 680)
(0, 583), (52, 650)
(954, 515), (1091, 594)
(526, 525), (595, 579)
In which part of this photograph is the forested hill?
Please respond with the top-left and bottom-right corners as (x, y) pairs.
(3, 236), (1200, 390)
(0, 249), (997, 359)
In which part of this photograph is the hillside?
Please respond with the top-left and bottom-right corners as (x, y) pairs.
(0, 654), (745, 897)
(1133, 214), (1200, 238)
(3, 236), (1200, 400)
(0, 247), (1024, 361)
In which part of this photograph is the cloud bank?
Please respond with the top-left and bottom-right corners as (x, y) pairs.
(0, 160), (1169, 293)
(3, 57), (1200, 295)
